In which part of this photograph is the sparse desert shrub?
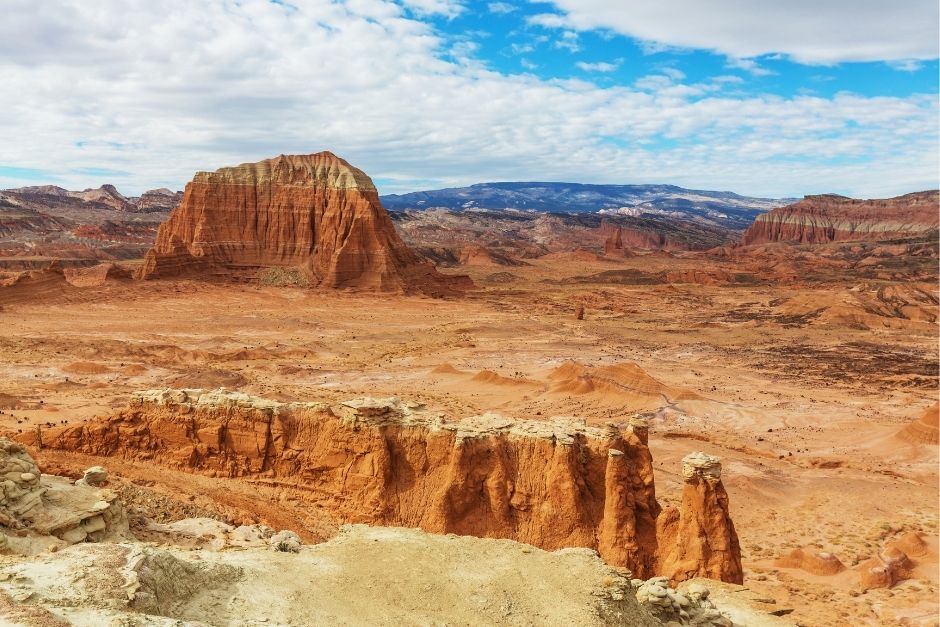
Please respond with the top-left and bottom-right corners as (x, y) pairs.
(257, 267), (310, 287)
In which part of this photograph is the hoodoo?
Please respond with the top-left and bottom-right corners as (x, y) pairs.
(138, 152), (465, 294)
(656, 452), (743, 585)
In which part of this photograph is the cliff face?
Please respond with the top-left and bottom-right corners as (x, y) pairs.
(600, 222), (682, 252)
(656, 453), (743, 585)
(138, 152), (464, 294)
(23, 389), (740, 582)
(741, 191), (939, 246)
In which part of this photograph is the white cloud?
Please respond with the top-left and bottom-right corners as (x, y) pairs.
(554, 30), (580, 53)
(542, 0), (939, 65)
(0, 0), (936, 199)
(661, 68), (685, 81)
(725, 57), (775, 77)
(889, 59), (925, 72)
(399, 0), (463, 17)
(576, 59), (622, 73)
(525, 13), (569, 29)
(487, 2), (515, 14)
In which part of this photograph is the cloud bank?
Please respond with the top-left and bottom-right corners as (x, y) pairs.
(541, 0), (939, 65)
(0, 0), (936, 198)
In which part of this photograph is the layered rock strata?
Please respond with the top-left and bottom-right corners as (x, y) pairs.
(741, 191), (939, 245)
(22, 389), (741, 582)
(898, 402), (939, 445)
(656, 452), (743, 584)
(0, 439), (128, 553)
(138, 152), (465, 294)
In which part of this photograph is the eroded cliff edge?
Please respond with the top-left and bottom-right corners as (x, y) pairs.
(22, 388), (742, 583)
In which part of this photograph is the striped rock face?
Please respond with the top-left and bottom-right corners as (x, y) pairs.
(22, 388), (742, 584)
(741, 191), (939, 246)
(138, 152), (466, 294)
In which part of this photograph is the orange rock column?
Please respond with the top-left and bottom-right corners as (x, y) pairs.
(656, 452), (743, 584)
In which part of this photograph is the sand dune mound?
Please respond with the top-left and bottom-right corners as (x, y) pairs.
(431, 363), (466, 375)
(547, 361), (678, 401)
(63, 262), (132, 287)
(775, 548), (845, 575)
(0, 393), (26, 410)
(458, 245), (528, 267)
(63, 361), (112, 375)
(887, 531), (929, 558)
(168, 369), (248, 389)
(897, 403), (939, 445)
(0, 263), (72, 304)
(470, 369), (537, 386)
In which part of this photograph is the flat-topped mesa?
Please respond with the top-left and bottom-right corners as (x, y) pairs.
(21, 389), (742, 582)
(137, 152), (467, 295)
(657, 453), (743, 585)
(740, 191), (940, 246)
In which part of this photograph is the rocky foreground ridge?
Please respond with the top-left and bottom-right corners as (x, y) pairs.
(138, 152), (465, 294)
(740, 191), (939, 246)
(23, 388), (743, 585)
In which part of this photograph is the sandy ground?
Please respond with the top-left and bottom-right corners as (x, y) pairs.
(0, 254), (937, 626)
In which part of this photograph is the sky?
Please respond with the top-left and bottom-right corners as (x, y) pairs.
(0, 0), (937, 198)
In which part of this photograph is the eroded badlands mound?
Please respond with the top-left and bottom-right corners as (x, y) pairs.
(24, 388), (743, 584)
(741, 191), (940, 245)
(139, 152), (464, 294)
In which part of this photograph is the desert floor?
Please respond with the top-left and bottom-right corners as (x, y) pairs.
(1, 254), (937, 626)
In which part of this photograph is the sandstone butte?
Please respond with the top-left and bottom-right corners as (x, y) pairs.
(137, 152), (467, 294)
(24, 388), (743, 584)
(740, 190), (940, 246)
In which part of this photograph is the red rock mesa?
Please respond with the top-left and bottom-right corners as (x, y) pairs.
(138, 152), (465, 294)
(741, 191), (939, 245)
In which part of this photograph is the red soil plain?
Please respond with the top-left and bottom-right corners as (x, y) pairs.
(0, 153), (937, 626)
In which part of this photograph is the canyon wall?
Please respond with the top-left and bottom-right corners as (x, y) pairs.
(741, 191), (939, 246)
(23, 389), (741, 582)
(138, 152), (465, 294)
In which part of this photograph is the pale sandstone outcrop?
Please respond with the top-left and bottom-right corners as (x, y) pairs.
(633, 576), (732, 626)
(138, 152), (468, 295)
(24, 389), (740, 582)
(0, 525), (663, 626)
(656, 452), (743, 585)
(0, 439), (127, 553)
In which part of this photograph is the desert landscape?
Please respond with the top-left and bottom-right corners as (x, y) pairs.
(1, 1), (938, 625)
(0, 150), (936, 626)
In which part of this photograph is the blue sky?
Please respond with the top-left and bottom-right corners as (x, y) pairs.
(0, 0), (937, 198)
(433, 3), (938, 100)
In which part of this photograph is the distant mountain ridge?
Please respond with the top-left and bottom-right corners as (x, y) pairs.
(2, 184), (182, 214)
(381, 182), (793, 231)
